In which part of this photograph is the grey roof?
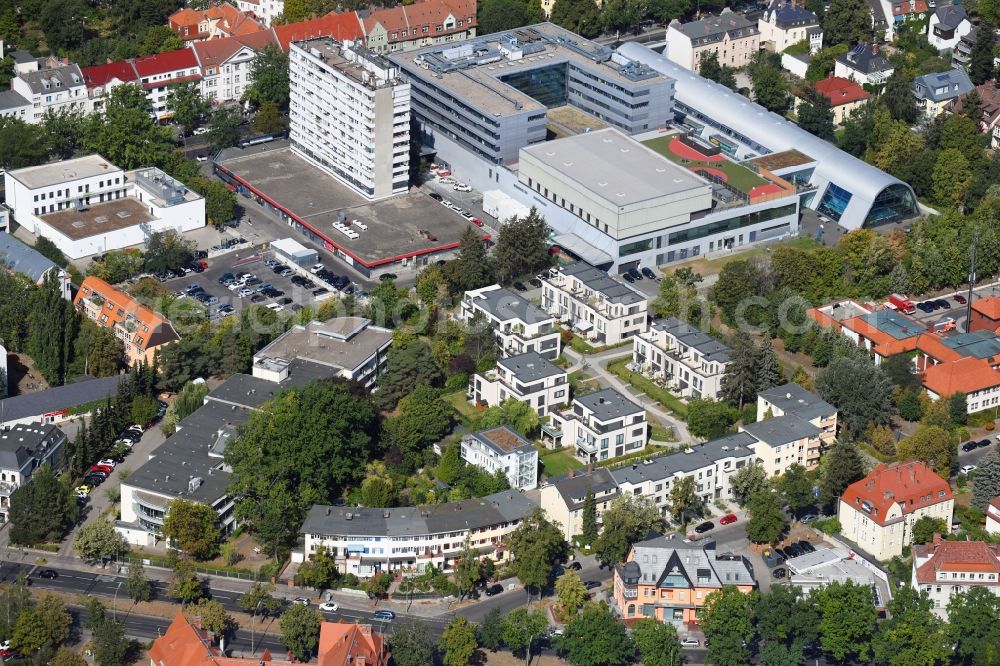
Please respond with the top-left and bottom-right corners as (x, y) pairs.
(17, 64), (85, 95)
(557, 260), (648, 305)
(651, 317), (731, 363)
(497, 352), (565, 383)
(0, 232), (60, 282)
(7, 154), (120, 190)
(621, 533), (755, 588)
(0, 423), (66, 471)
(549, 467), (619, 510)
(0, 376), (120, 425)
(469, 426), (535, 456)
(913, 68), (974, 102)
(300, 490), (537, 537)
(124, 400), (251, 505)
(0, 90), (30, 111)
(672, 9), (758, 45)
(574, 388), (643, 422)
(757, 383), (836, 421)
(520, 129), (710, 207)
(742, 414), (821, 446)
(934, 4), (968, 29)
(864, 0), (888, 24)
(469, 287), (553, 326)
(617, 42), (917, 232)
(9, 50), (34, 64)
(252, 318), (393, 375)
(765, 0), (819, 28)
(837, 44), (893, 75)
(610, 432), (758, 486)
(205, 358), (342, 410)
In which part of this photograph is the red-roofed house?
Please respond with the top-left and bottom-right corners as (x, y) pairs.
(987, 497), (1000, 536)
(318, 621), (390, 666)
(168, 4), (265, 42)
(915, 329), (1000, 413)
(808, 75), (869, 124)
(912, 535), (1000, 618)
(272, 13), (366, 52)
(134, 48), (202, 120)
(839, 460), (954, 560)
(80, 61), (140, 112)
(362, 0), (477, 55)
(970, 296), (1000, 334)
(192, 31), (279, 103)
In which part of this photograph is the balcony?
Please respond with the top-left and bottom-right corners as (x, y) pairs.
(0, 481), (17, 496)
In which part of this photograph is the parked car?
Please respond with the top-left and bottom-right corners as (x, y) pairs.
(277, 297), (293, 305)
(954, 294), (967, 304)
(529, 278), (543, 288)
(566, 561), (582, 571)
(188, 261), (205, 273)
(310, 264), (325, 274)
(694, 521), (714, 534)
(961, 464), (978, 475)
(513, 281), (527, 291)
(977, 439), (992, 448)
(318, 602), (338, 612)
(192, 127), (209, 136)
(680, 638), (700, 648)
(453, 183), (472, 192)
(962, 441), (979, 452)
(622, 273), (636, 283)
(312, 288), (329, 297)
(799, 514), (817, 523)
(218, 273), (235, 285)
(90, 465), (114, 475)
(373, 610), (395, 621)
(935, 298), (950, 310)
(36, 569), (58, 580)
(74, 485), (92, 497)
(719, 513), (737, 525)
(428, 192), (443, 201)
(796, 540), (816, 553)
(626, 268), (643, 281)
(583, 580), (601, 590)
(250, 294), (266, 303)
(640, 267), (656, 280)
(484, 584), (504, 597)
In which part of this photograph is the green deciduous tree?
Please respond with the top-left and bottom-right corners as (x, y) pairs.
(40, 0), (88, 52)
(711, 260), (761, 325)
(819, 441), (865, 510)
(453, 541), (485, 601)
(872, 586), (950, 666)
(252, 100), (287, 135)
(549, 0), (601, 37)
(440, 616), (479, 666)
(81, 84), (174, 169)
(948, 586), (1000, 664)
(390, 621), (439, 666)
(813, 579), (878, 663)
(593, 495), (665, 567)
(188, 177), (237, 230)
(701, 586), (756, 666)
(280, 604), (323, 662)
(162, 499), (220, 560)
(9, 465), (77, 546)
(668, 475), (699, 528)
(73, 518), (126, 562)
(383, 385), (452, 470)
(797, 88), (835, 140)
(206, 108), (243, 152)
(51, 647), (88, 666)
(555, 570), (589, 616)
(822, 0), (871, 46)
(755, 584), (819, 649)
(815, 356), (893, 441)
(477, 398), (541, 438)
(167, 558), (206, 604)
(139, 25), (184, 56)
(557, 602), (633, 666)
(238, 582), (283, 617)
(477, 607), (506, 652)
(751, 61), (791, 113)
(932, 148), (973, 208)
(502, 607), (548, 662)
(779, 464), (814, 513)
(746, 489), (788, 545)
(92, 618), (128, 666)
(12, 594), (71, 655)
(443, 228), (494, 294)
(731, 463), (770, 506)
(896, 425), (956, 479)
(686, 399), (737, 439)
(167, 81), (210, 135)
(244, 45), (290, 111)
(631, 618), (682, 666)
(376, 340), (443, 410)
(0, 118), (50, 170)
(698, 51), (738, 90)
(882, 354), (922, 392)
(185, 598), (237, 643)
(948, 392), (968, 426)
(125, 559), (152, 603)
(911, 516), (948, 545)
(507, 508), (569, 597)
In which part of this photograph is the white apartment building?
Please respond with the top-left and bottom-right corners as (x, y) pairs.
(192, 32), (279, 104)
(0, 423), (67, 522)
(469, 351), (569, 416)
(236, 0), (284, 26)
(0, 89), (31, 120)
(758, 0), (822, 54)
(541, 261), (648, 346)
(133, 49), (203, 122)
(750, 383), (838, 475)
(461, 426), (538, 490)
(633, 317), (731, 400)
(298, 490), (537, 576)
(539, 467), (621, 541)
(11, 63), (88, 123)
(547, 388), (648, 463)
(460, 285), (561, 361)
(289, 37), (411, 200)
(839, 461), (954, 561)
(912, 536), (1000, 619)
(665, 9), (761, 71)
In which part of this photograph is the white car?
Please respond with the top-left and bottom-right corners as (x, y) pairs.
(127, 424), (144, 434)
(453, 183), (472, 192)
(294, 597), (310, 606)
(239, 288), (254, 298)
(680, 637), (700, 648)
(0, 640), (10, 650)
(318, 602), (338, 612)
(98, 459), (117, 469)
(310, 264), (325, 274)
(228, 282), (243, 292)
(192, 127), (209, 136)
(961, 465), (977, 475)
(196, 155), (208, 162)
(265, 303), (284, 312)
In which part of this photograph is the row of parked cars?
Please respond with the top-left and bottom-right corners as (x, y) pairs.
(75, 400), (167, 499)
(427, 192), (484, 227)
(917, 295), (966, 313)
(622, 266), (658, 284)
(961, 437), (994, 452)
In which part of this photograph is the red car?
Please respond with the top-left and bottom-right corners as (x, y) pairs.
(470, 218), (484, 227)
(90, 464), (114, 475)
(719, 513), (738, 525)
(954, 294), (967, 304)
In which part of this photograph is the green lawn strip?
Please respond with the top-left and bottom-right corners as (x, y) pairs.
(606, 358), (688, 419)
(539, 447), (584, 477)
(443, 389), (480, 428)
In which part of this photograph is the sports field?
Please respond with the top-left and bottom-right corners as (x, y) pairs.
(642, 135), (770, 194)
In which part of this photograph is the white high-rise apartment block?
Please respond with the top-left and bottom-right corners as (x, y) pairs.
(289, 37), (411, 200)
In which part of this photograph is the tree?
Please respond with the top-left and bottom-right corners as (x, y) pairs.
(11, 594), (72, 655)
(555, 570), (589, 616)
(815, 356), (893, 441)
(970, 24), (997, 85)
(932, 148), (973, 208)
(81, 84), (174, 170)
(822, 0), (871, 45)
(280, 604), (323, 661)
(81, 596), (106, 632)
(75, 319), (126, 377)
(698, 52), (737, 90)
(383, 385), (452, 468)
(686, 399), (736, 439)
(9, 465), (77, 546)
(668, 475), (699, 528)
(443, 228), (493, 294)
(899, 390), (923, 421)
(296, 546), (340, 591)
(711, 260), (760, 324)
(477, 608), (506, 652)
(896, 425), (956, 479)
(185, 598), (236, 642)
(867, 424), (898, 457)
(362, 572), (392, 600)
(390, 621), (439, 666)
(722, 336), (760, 410)
(948, 391), (968, 426)
(125, 559), (152, 603)
(557, 602), (633, 666)
(252, 100), (287, 135)
(973, 449), (1000, 509)
(881, 71), (919, 124)
(189, 177), (237, 230)
(751, 62), (790, 113)
(131, 394), (159, 428)
(440, 616), (479, 666)
(755, 584), (819, 649)
(167, 559), (206, 604)
(779, 464), (814, 513)
(872, 587), (950, 666)
(139, 25), (184, 55)
(359, 476), (395, 508)
(819, 441), (865, 510)
(593, 495), (665, 567)
(92, 618), (128, 666)
(73, 518), (126, 562)
(51, 648), (88, 666)
(797, 88), (835, 140)
(757, 337), (782, 392)
(478, 0), (543, 34)
(244, 45), (290, 111)
(500, 607), (547, 663)
(491, 208), (551, 285)
(631, 619), (682, 666)
(454, 542), (485, 601)
(948, 586), (1000, 665)
(507, 508), (568, 597)
(701, 587), (756, 666)
(167, 81), (210, 135)
(143, 229), (195, 274)
(206, 108), (243, 152)
(27, 272), (77, 386)
(745, 490), (788, 545)
(731, 463), (770, 506)
(580, 488), (598, 546)
(814, 580), (878, 663)
(238, 582), (283, 618)
(549, 0), (601, 37)
(911, 516), (948, 545)
(40, 0), (88, 52)
(162, 499), (220, 560)
(882, 354), (922, 392)
(161, 380), (210, 434)
(477, 398), (541, 438)
(375, 340), (443, 410)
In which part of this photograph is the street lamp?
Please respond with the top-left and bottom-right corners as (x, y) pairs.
(250, 599), (264, 655)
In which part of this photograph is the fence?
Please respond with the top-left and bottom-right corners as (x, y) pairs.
(118, 554), (283, 582)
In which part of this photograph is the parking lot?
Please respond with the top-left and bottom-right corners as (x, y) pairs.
(905, 280), (1000, 328)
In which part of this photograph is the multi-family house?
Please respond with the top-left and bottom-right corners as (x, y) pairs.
(461, 426), (538, 490)
(666, 9), (761, 71)
(987, 497), (1000, 536)
(80, 61), (140, 113)
(75, 276), (180, 365)
(0, 423), (67, 522)
(834, 43), (895, 85)
(168, 4), (265, 42)
(271, 13), (367, 51)
(801, 75), (869, 125)
(917, 329), (1000, 414)
(10, 63), (88, 123)
(758, 0), (822, 54)
(913, 68), (974, 117)
(0, 231), (72, 299)
(912, 535), (1000, 619)
(969, 296), (1000, 334)
(541, 261), (648, 347)
(460, 285), (561, 360)
(235, 0), (285, 27)
(952, 25), (977, 68)
(749, 382), (838, 475)
(192, 31), (279, 103)
(928, 5), (972, 51)
(0, 89), (30, 120)
(547, 388), (648, 463)
(362, 0), (477, 55)
(539, 466), (620, 541)
(866, 0), (929, 41)
(469, 351), (569, 416)
(950, 81), (1000, 148)
(839, 460), (954, 560)
(133, 49), (203, 121)
(632, 317), (730, 400)
(613, 534), (756, 625)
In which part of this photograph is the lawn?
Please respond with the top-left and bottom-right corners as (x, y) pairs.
(443, 389), (480, 426)
(539, 447), (583, 478)
(606, 357), (688, 419)
(642, 136), (768, 194)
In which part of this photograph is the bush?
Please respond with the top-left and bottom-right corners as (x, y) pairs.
(561, 330), (574, 342)
(445, 372), (469, 391)
(814, 517), (842, 536)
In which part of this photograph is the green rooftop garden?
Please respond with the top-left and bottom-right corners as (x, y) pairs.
(642, 135), (769, 195)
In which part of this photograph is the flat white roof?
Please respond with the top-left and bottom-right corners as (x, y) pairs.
(271, 237), (316, 258)
(7, 154), (121, 190)
(520, 128), (709, 206)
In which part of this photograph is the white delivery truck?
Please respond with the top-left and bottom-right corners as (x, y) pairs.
(482, 190), (530, 223)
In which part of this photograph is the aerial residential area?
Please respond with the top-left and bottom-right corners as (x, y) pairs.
(1, 0), (1000, 662)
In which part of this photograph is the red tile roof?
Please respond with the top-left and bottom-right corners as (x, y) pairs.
(192, 30), (279, 70)
(318, 621), (390, 666)
(363, 0), (476, 43)
(913, 537), (1000, 584)
(273, 13), (366, 51)
(923, 356), (1000, 396)
(813, 75), (870, 106)
(134, 48), (200, 77)
(892, 0), (928, 15)
(841, 461), (952, 526)
(169, 3), (264, 41)
(80, 61), (139, 88)
(840, 314), (922, 357)
(972, 296), (1000, 321)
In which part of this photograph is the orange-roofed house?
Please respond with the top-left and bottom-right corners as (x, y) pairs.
(969, 296), (1000, 334)
(839, 460), (954, 561)
(169, 4), (265, 42)
(838, 309), (926, 363)
(74, 276), (179, 366)
(192, 31), (279, 104)
(912, 535), (1000, 619)
(317, 620), (390, 666)
(361, 0), (477, 55)
(916, 329), (1000, 414)
(272, 13), (366, 52)
(806, 75), (869, 124)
